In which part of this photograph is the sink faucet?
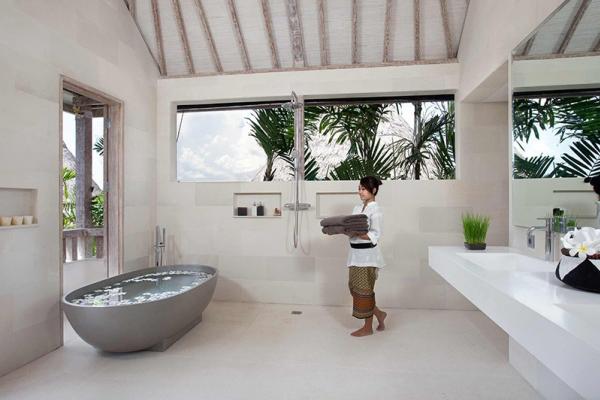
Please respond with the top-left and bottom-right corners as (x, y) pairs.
(527, 217), (570, 262)
(154, 226), (165, 267)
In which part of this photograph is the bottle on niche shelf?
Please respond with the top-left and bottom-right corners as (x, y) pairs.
(257, 201), (265, 216)
(251, 202), (257, 217)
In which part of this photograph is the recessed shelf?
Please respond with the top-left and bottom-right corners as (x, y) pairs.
(233, 192), (282, 218)
(0, 224), (39, 230)
(0, 187), (38, 228)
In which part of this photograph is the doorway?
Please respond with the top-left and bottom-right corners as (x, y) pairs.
(59, 77), (123, 343)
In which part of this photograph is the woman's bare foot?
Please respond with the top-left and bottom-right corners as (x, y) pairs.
(375, 310), (387, 331)
(350, 326), (373, 337)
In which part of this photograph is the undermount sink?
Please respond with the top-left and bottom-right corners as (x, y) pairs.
(457, 252), (555, 273)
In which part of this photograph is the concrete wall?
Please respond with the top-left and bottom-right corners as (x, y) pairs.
(0, 0), (158, 376)
(512, 56), (600, 91)
(457, 0), (564, 102)
(157, 66), (509, 310)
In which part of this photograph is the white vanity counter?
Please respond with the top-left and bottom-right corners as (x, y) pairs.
(429, 246), (600, 400)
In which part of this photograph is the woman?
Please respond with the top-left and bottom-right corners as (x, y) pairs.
(585, 176), (600, 199)
(347, 176), (387, 337)
(584, 176), (600, 227)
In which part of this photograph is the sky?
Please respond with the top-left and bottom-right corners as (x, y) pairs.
(62, 112), (104, 189)
(176, 109), (265, 181)
(175, 103), (420, 182)
(514, 126), (576, 160)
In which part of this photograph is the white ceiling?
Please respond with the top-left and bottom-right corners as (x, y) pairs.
(513, 0), (600, 59)
(126, 0), (468, 77)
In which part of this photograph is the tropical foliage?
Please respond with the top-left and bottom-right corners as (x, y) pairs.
(62, 167), (104, 229)
(63, 167), (77, 228)
(247, 100), (456, 181)
(513, 95), (600, 179)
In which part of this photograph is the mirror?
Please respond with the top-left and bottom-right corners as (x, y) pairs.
(510, 0), (600, 229)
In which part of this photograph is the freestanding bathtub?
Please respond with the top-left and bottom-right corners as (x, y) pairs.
(62, 264), (217, 352)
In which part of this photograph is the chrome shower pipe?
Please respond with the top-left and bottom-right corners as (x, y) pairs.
(293, 92), (304, 249)
(282, 92), (310, 249)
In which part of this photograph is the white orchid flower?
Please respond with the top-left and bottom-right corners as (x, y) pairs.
(569, 242), (596, 258)
(561, 231), (576, 249)
(562, 228), (600, 258)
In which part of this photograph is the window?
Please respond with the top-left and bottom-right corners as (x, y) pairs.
(512, 89), (600, 179)
(176, 96), (455, 182)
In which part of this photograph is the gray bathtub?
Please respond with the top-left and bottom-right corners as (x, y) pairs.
(62, 264), (218, 352)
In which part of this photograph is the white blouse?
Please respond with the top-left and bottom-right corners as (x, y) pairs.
(346, 201), (385, 268)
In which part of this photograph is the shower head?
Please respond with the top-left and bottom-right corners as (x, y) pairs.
(282, 91), (302, 110)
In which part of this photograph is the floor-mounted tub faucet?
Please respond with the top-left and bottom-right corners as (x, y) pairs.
(155, 226), (165, 267)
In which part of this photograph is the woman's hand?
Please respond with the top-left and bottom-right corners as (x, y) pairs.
(347, 232), (370, 240)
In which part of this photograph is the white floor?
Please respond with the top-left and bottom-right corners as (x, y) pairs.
(0, 301), (541, 400)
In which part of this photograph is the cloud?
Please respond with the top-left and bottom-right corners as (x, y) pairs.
(177, 110), (266, 181)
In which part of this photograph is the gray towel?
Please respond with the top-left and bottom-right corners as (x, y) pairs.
(320, 214), (367, 227)
(322, 225), (369, 235)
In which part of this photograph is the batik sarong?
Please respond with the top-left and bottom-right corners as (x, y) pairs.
(348, 266), (377, 319)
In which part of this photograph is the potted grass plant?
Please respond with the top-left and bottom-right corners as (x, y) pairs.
(462, 213), (490, 250)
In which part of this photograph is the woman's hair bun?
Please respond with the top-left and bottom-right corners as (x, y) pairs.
(360, 176), (382, 195)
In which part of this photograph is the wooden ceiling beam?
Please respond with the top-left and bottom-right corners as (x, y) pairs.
(318, 0), (329, 66)
(593, 32), (600, 52)
(151, 0), (167, 76)
(439, 0), (453, 58)
(227, 0), (252, 71)
(556, 0), (591, 54)
(260, 0), (280, 69)
(521, 34), (536, 56)
(122, 0), (163, 75)
(164, 57), (458, 79)
(352, 0), (358, 64)
(193, 0), (223, 73)
(286, 0), (307, 67)
(383, 0), (393, 63)
(414, 0), (421, 60)
(126, 0), (136, 19)
(513, 51), (600, 62)
(171, 0), (195, 74)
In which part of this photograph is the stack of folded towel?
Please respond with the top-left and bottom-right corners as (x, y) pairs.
(320, 214), (368, 235)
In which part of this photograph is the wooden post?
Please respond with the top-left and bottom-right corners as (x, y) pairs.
(71, 237), (78, 262)
(75, 107), (93, 258)
(96, 236), (104, 259)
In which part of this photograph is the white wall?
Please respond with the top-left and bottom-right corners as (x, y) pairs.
(157, 65), (509, 310)
(0, 0), (158, 376)
(512, 56), (600, 91)
(457, 0), (564, 101)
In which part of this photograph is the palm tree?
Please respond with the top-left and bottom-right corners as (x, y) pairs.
(513, 154), (556, 179)
(394, 101), (454, 180)
(62, 167), (76, 228)
(556, 137), (600, 178)
(315, 104), (397, 180)
(319, 104), (390, 155)
(247, 108), (294, 181)
(513, 97), (555, 147)
(512, 95), (600, 179)
(328, 135), (397, 180)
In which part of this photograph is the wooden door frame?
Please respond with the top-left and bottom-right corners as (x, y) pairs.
(59, 76), (124, 343)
